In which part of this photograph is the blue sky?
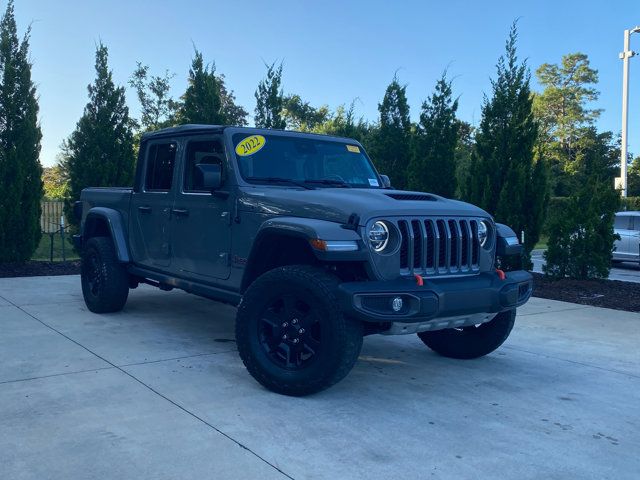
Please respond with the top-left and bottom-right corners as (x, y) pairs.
(13, 0), (640, 167)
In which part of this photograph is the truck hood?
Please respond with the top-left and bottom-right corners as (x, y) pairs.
(237, 187), (490, 225)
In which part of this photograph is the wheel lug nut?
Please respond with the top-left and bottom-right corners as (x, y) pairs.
(292, 338), (299, 344)
(292, 318), (298, 324)
(282, 322), (288, 328)
(298, 328), (305, 334)
(282, 334), (288, 340)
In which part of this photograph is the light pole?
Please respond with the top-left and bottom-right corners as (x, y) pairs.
(620, 26), (640, 198)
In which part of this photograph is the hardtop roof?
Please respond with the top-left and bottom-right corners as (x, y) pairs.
(140, 124), (361, 144)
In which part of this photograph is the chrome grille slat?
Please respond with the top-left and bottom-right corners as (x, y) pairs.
(396, 217), (481, 276)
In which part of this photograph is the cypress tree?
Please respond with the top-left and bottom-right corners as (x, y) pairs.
(408, 73), (459, 197)
(370, 76), (412, 190)
(254, 62), (286, 129)
(178, 50), (223, 125)
(62, 43), (135, 226)
(0, 0), (43, 262)
(463, 23), (546, 263)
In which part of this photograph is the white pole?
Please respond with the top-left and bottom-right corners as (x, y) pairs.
(620, 27), (640, 198)
(620, 29), (631, 198)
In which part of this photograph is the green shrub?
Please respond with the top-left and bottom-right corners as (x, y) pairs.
(543, 128), (621, 279)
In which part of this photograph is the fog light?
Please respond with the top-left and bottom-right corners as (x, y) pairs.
(391, 296), (403, 312)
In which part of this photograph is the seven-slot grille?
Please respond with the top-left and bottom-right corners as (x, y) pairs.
(396, 218), (482, 276)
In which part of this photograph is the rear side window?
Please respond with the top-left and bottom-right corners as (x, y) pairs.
(614, 215), (631, 230)
(145, 142), (177, 191)
(633, 217), (640, 231)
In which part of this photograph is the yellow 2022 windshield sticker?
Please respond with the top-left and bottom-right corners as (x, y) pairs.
(346, 144), (360, 153)
(235, 135), (266, 156)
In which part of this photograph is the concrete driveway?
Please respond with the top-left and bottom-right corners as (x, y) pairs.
(1, 275), (638, 480)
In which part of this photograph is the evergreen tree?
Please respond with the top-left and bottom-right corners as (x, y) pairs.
(454, 120), (475, 198)
(218, 74), (248, 126)
(407, 73), (459, 197)
(254, 61), (286, 129)
(544, 127), (620, 279)
(369, 76), (412, 189)
(463, 23), (546, 263)
(61, 43), (135, 226)
(0, 0), (43, 262)
(178, 50), (223, 125)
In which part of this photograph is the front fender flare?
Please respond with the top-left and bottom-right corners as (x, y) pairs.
(252, 217), (366, 261)
(495, 223), (523, 256)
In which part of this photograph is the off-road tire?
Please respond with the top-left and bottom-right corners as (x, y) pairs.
(417, 309), (516, 359)
(81, 236), (129, 313)
(236, 265), (363, 396)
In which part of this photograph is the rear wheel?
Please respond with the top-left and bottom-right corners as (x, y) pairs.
(236, 265), (363, 396)
(81, 236), (129, 313)
(417, 309), (516, 359)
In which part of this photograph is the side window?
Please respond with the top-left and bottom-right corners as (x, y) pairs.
(184, 138), (225, 192)
(633, 217), (640, 231)
(145, 142), (177, 191)
(614, 216), (630, 230)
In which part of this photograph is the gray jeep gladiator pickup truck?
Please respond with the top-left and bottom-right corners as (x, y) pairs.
(74, 124), (532, 396)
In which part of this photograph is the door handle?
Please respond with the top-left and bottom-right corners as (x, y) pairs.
(172, 208), (189, 217)
(138, 206), (152, 214)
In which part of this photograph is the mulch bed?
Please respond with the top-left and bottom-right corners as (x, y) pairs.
(0, 261), (80, 278)
(532, 272), (640, 313)
(1, 262), (638, 313)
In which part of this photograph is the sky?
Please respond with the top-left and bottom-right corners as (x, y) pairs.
(12, 0), (640, 167)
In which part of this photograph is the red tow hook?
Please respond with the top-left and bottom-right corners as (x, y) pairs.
(496, 268), (506, 281)
(414, 273), (424, 286)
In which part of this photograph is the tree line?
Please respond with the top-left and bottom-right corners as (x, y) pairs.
(1, 0), (632, 278)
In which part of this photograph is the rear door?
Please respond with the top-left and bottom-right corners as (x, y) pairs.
(170, 135), (233, 280)
(129, 139), (179, 268)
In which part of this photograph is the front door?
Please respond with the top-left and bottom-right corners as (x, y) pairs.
(130, 140), (179, 269)
(170, 135), (232, 280)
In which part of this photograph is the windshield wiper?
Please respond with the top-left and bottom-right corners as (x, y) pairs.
(246, 176), (315, 190)
(303, 179), (351, 188)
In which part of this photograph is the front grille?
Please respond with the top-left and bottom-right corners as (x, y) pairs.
(397, 217), (482, 276)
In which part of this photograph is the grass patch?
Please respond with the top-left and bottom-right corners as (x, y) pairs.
(32, 232), (79, 261)
(534, 234), (548, 251)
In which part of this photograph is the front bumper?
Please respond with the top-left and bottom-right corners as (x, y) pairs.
(338, 270), (532, 325)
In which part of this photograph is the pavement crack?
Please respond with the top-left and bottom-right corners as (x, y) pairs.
(4, 298), (294, 480)
(518, 305), (590, 317)
(117, 350), (238, 368)
(0, 366), (115, 385)
(503, 345), (640, 380)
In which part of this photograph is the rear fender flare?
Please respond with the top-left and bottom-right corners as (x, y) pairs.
(83, 207), (130, 263)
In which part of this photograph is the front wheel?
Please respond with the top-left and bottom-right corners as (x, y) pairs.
(235, 265), (363, 396)
(417, 309), (516, 359)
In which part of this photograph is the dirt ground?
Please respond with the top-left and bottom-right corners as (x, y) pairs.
(531, 272), (640, 313)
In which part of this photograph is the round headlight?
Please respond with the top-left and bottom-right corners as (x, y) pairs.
(368, 221), (390, 252)
(478, 220), (489, 247)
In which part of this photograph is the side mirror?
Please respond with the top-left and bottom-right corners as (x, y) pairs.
(196, 163), (222, 192)
(380, 174), (392, 189)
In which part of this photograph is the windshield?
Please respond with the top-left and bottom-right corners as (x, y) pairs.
(232, 133), (381, 188)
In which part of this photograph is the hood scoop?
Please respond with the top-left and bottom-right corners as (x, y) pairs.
(385, 193), (438, 201)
